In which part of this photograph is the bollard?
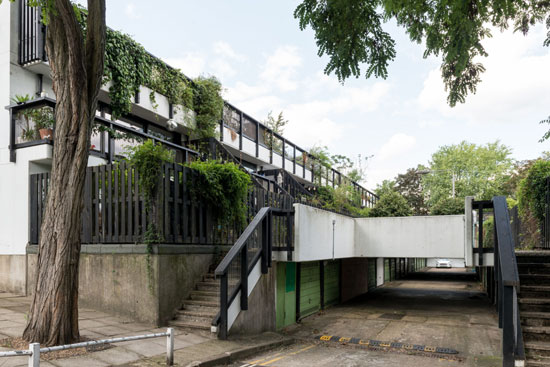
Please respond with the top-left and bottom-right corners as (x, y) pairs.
(166, 328), (174, 366)
(28, 343), (39, 367)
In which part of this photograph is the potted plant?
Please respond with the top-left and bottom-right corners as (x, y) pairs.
(32, 107), (55, 140)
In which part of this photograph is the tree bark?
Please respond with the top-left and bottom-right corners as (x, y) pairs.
(23, 0), (105, 346)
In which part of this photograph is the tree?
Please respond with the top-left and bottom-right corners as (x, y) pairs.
(263, 111), (288, 152)
(422, 141), (513, 213)
(2, 0), (106, 345)
(370, 191), (412, 217)
(294, 0), (550, 106)
(395, 166), (429, 215)
(517, 159), (550, 228)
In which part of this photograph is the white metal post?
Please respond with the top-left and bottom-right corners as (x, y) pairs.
(29, 343), (40, 367)
(166, 328), (174, 366)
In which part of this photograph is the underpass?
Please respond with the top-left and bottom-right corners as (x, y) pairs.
(231, 268), (502, 367)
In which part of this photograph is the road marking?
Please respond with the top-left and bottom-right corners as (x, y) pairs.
(315, 335), (458, 355)
(257, 345), (316, 366)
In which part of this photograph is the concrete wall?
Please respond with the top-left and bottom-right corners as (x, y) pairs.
(292, 204), (467, 262)
(291, 204), (355, 262)
(26, 245), (216, 326)
(229, 264), (276, 335)
(0, 255), (27, 294)
(355, 215), (465, 258)
(341, 258), (370, 303)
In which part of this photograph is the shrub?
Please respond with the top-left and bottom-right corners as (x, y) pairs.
(187, 160), (252, 226)
(517, 160), (550, 227)
(369, 191), (412, 217)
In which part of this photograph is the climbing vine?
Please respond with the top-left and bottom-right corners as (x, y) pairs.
(187, 160), (252, 226)
(74, 5), (222, 133)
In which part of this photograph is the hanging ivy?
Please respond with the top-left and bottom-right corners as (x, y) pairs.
(187, 160), (252, 226)
(74, 5), (221, 130)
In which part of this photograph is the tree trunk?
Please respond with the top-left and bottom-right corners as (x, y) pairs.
(23, 0), (105, 346)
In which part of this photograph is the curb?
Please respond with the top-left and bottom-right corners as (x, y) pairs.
(186, 338), (294, 367)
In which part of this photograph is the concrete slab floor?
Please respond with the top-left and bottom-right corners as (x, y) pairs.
(267, 269), (502, 367)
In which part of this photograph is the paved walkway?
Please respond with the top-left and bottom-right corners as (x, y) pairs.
(0, 292), (288, 367)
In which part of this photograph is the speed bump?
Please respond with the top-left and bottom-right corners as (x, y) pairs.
(315, 335), (458, 355)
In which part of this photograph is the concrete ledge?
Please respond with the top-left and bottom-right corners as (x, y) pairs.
(26, 244), (232, 255)
(188, 338), (294, 367)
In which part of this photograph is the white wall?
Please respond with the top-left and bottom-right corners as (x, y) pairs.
(291, 204), (467, 262)
(289, 204), (355, 262)
(355, 215), (465, 259)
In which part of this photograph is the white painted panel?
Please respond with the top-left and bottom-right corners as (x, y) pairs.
(272, 153), (282, 168)
(223, 127), (240, 149)
(293, 204), (355, 262)
(258, 146), (270, 163)
(242, 137), (256, 158)
(355, 215), (465, 259)
(227, 260), (262, 331)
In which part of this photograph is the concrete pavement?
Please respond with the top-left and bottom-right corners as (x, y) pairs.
(0, 292), (290, 367)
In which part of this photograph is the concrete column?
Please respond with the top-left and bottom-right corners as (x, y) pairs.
(376, 257), (384, 286)
(465, 196), (474, 267)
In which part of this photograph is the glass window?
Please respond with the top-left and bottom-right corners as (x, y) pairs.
(242, 116), (257, 140)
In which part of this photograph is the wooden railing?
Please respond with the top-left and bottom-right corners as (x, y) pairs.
(29, 162), (293, 245)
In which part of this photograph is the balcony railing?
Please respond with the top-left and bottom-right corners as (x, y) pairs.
(19, 0), (47, 66)
(6, 97), (199, 164)
(221, 102), (378, 208)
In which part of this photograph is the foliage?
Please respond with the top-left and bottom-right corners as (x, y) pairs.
(308, 145), (370, 183)
(31, 107), (55, 130)
(369, 190), (412, 218)
(192, 76), (224, 139)
(263, 111), (288, 151)
(429, 197), (464, 216)
(187, 160), (252, 226)
(295, 0), (550, 107)
(73, 6), (222, 134)
(517, 159), (550, 227)
(422, 141), (513, 209)
(395, 166), (429, 215)
(127, 140), (174, 243)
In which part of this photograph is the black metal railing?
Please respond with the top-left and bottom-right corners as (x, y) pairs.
(213, 207), (294, 339)
(477, 197), (525, 366)
(29, 162), (293, 245)
(19, 0), (47, 66)
(221, 102), (378, 208)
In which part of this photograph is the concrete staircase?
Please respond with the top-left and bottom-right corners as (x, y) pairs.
(169, 271), (219, 333)
(517, 251), (550, 366)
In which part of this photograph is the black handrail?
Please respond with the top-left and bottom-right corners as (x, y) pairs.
(490, 196), (525, 366)
(213, 206), (294, 339)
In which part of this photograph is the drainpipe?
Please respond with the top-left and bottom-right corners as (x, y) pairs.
(332, 219), (336, 260)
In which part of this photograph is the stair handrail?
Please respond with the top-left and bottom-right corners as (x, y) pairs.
(212, 206), (294, 339)
(492, 196), (525, 366)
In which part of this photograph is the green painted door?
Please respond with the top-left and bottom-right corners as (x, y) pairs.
(300, 261), (321, 318)
(384, 259), (390, 282)
(324, 260), (340, 307)
(276, 262), (296, 329)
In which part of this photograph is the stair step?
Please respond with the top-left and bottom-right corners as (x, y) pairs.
(183, 302), (219, 312)
(519, 263), (550, 275)
(189, 294), (219, 302)
(520, 274), (550, 285)
(175, 313), (214, 324)
(526, 341), (550, 357)
(184, 299), (218, 307)
(203, 273), (216, 280)
(524, 326), (550, 342)
(516, 251), (550, 264)
(526, 355), (550, 367)
(177, 309), (218, 318)
(522, 312), (550, 327)
(196, 281), (220, 290)
(521, 286), (550, 298)
(191, 290), (218, 297)
(169, 319), (212, 331)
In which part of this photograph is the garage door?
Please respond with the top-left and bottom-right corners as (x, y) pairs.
(324, 260), (340, 307)
(299, 261), (321, 318)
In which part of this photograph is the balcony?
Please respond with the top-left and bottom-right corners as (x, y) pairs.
(6, 98), (199, 165)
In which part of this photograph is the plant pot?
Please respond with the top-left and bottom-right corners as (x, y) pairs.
(39, 128), (53, 140)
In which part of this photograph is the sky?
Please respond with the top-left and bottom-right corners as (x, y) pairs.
(79, 0), (550, 190)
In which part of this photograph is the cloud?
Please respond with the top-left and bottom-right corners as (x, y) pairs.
(213, 41), (246, 62)
(417, 25), (550, 125)
(125, 3), (141, 19)
(164, 53), (206, 78)
(376, 133), (417, 161)
(260, 46), (303, 92)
